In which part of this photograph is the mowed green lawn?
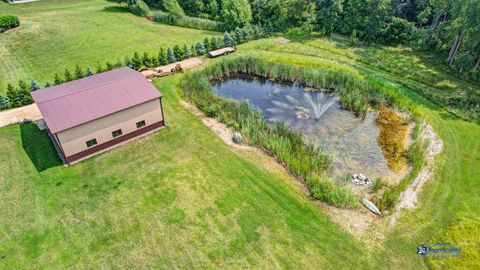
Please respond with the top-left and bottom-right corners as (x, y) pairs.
(1, 48), (479, 268)
(0, 0), (219, 92)
(0, 76), (378, 269)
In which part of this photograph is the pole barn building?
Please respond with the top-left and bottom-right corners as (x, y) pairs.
(31, 67), (165, 164)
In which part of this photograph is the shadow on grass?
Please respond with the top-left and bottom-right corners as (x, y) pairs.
(20, 123), (62, 172)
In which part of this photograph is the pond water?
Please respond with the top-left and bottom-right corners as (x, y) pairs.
(212, 75), (396, 182)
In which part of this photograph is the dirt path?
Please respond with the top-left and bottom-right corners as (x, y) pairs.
(0, 103), (42, 128)
(141, 58), (203, 78)
(390, 122), (443, 225)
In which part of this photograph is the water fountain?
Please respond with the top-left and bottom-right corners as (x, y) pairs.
(212, 75), (394, 183)
(303, 91), (336, 120)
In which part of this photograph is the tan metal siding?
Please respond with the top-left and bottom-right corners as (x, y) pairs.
(56, 98), (163, 157)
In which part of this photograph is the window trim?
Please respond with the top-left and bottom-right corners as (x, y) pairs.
(136, 120), (146, 129)
(86, 139), (97, 148)
(112, 129), (123, 138)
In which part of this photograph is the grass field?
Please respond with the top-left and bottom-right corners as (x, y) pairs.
(1, 1), (480, 269)
(1, 59), (479, 268)
(0, 76), (378, 269)
(0, 0), (219, 92)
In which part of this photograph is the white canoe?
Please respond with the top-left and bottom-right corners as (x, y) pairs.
(362, 199), (381, 216)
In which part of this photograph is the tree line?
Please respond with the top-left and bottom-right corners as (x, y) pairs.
(133, 0), (479, 80)
(0, 28), (261, 111)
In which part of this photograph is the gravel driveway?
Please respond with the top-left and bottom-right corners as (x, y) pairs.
(0, 103), (42, 128)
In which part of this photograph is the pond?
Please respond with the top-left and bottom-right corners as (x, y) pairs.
(212, 75), (397, 183)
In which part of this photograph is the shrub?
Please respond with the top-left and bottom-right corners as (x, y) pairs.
(311, 180), (358, 207)
(383, 17), (420, 46)
(372, 178), (384, 193)
(0, 15), (20, 30)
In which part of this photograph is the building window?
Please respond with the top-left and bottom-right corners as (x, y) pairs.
(136, 120), (146, 129)
(112, 129), (123, 138)
(86, 139), (97, 148)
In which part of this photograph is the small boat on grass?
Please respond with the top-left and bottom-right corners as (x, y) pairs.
(362, 199), (381, 216)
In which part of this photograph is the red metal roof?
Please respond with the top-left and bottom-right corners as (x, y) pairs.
(31, 67), (162, 133)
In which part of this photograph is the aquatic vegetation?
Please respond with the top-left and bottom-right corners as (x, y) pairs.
(375, 105), (409, 171)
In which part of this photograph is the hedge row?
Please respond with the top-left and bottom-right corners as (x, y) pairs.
(152, 11), (225, 32)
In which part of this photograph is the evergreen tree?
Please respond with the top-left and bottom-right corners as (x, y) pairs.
(74, 64), (85, 79)
(6, 84), (20, 108)
(210, 37), (219, 50)
(242, 25), (253, 41)
(64, 69), (72, 82)
(195, 42), (206, 55)
(204, 37), (210, 52)
(17, 80), (33, 106)
(221, 0), (252, 29)
(29, 79), (40, 91)
(115, 58), (123, 68)
(167, 47), (176, 63)
(173, 45), (184, 60)
(53, 73), (63, 85)
(124, 55), (132, 67)
(234, 27), (244, 44)
(190, 44), (197, 57)
(96, 63), (104, 73)
(18, 80), (29, 92)
(224, 31), (234, 47)
(105, 62), (114, 71)
(86, 66), (94, 76)
(44, 81), (52, 88)
(131, 52), (142, 69)
(142, 52), (151, 67)
(158, 48), (168, 65)
(252, 24), (265, 38)
(0, 94), (8, 110)
(183, 43), (191, 59)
